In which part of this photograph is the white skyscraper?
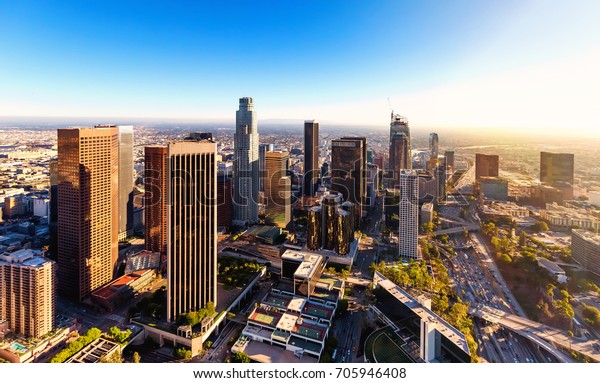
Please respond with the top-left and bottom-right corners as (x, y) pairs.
(398, 169), (419, 260)
(233, 97), (260, 225)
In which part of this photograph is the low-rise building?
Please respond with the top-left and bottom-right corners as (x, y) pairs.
(540, 203), (600, 231)
(572, 229), (600, 277)
(420, 203), (434, 224)
(479, 177), (509, 201)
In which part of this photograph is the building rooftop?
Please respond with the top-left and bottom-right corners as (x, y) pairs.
(277, 313), (299, 332)
(376, 272), (470, 355)
(537, 258), (566, 275)
(281, 249), (323, 280)
(573, 229), (600, 244)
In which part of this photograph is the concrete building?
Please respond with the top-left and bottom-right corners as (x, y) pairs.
(144, 146), (168, 256)
(331, 137), (365, 226)
(540, 152), (574, 185)
(233, 97), (260, 226)
(475, 154), (499, 179)
(420, 203), (434, 224)
(265, 151), (291, 228)
(232, 249), (343, 362)
(571, 229), (600, 277)
(3, 194), (25, 218)
(0, 249), (56, 338)
(540, 203), (600, 232)
(57, 126), (119, 301)
(479, 177), (509, 201)
(303, 120), (319, 197)
(166, 135), (217, 322)
(398, 170), (419, 260)
(32, 197), (49, 218)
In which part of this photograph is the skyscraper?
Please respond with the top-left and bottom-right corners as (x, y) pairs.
(100, 125), (134, 241)
(398, 170), (419, 260)
(389, 113), (411, 185)
(167, 135), (217, 322)
(0, 249), (56, 338)
(475, 153), (499, 179)
(233, 97), (259, 226)
(540, 151), (575, 185)
(444, 149), (455, 172)
(436, 165), (446, 202)
(57, 126), (119, 301)
(304, 120), (319, 197)
(429, 132), (439, 160)
(144, 146), (168, 256)
(331, 137), (365, 227)
(259, 143), (274, 194)
(264, 151), (291, 228)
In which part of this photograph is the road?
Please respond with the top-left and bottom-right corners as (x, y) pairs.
(441, 220), (549, 362)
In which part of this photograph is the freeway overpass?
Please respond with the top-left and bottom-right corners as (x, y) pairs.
(469, 304), (600, 362)
(433, 224), (480, 236)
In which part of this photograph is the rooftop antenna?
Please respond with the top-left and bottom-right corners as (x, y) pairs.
(387, 97), (394, 120)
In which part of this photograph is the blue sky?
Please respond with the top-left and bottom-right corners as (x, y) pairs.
(1, 1), (599, 134)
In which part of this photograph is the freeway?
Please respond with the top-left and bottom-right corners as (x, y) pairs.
(470, 304), (600, 362)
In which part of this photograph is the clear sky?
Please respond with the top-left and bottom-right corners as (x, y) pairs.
(0, 0), (599, 135)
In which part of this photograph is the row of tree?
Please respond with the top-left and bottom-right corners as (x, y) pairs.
(50, 328), (102, 363)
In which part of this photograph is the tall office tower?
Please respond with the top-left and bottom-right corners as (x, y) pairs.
(48, 159), (58, 260)
(429, 132), (439, 160)
(144, 146), (168, 256)
(540, 152), (575, 185)
(117, 126), (134, 240)
(331, 137), (365, 226)
(444, 149), (455, 172)
(57, 126), (118, 301)
(217, 173), (233, 229)
(436, 165), (446, 202)
(264, 151), (291, 228)
(304, 120), (320, 197)
(166, 135), (217, 322)
(322, 192), (343, 250)
(389, 113), (411, 184)
(259, 143), (274, 194)
(0, 249), (56, 338)
(307, 206), (322, 250)
(398, 170), (419, 260)
(342, 136), (368, 210)
(475, 153), (499, 179)
(233, 97), (259, 226)
(95, 125), (134, 241)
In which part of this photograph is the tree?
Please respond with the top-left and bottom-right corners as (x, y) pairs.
(340, 268), (351, 280)
(107, 326), (132, 344)
(519, 231), (527, 247)
(132, 352), (141, 363)
(532, 221), (549, 233)
(230, 351), (251, 363)
(174, 347), (192, 359)
(499, 254), (512, 264)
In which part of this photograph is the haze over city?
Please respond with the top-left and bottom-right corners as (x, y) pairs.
(1, 0), (599, 135)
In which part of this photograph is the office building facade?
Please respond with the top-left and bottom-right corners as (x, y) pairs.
(389, 113), (411, 185)
(398, 170), (419, 260)
(265, 151), (291, 228)
(571, 230), (600, 277)
(331, 137), (365, 226)
(429, 132), (439, 160)
(233, 97), (260, 226)
(144, 146), (168, 256)
(57, 126), (119, 301)
(540, 151), (575, 185)
(167, 137), (217, 322)
(304, 120), (320, 197)
(475, 153), (499, 179)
